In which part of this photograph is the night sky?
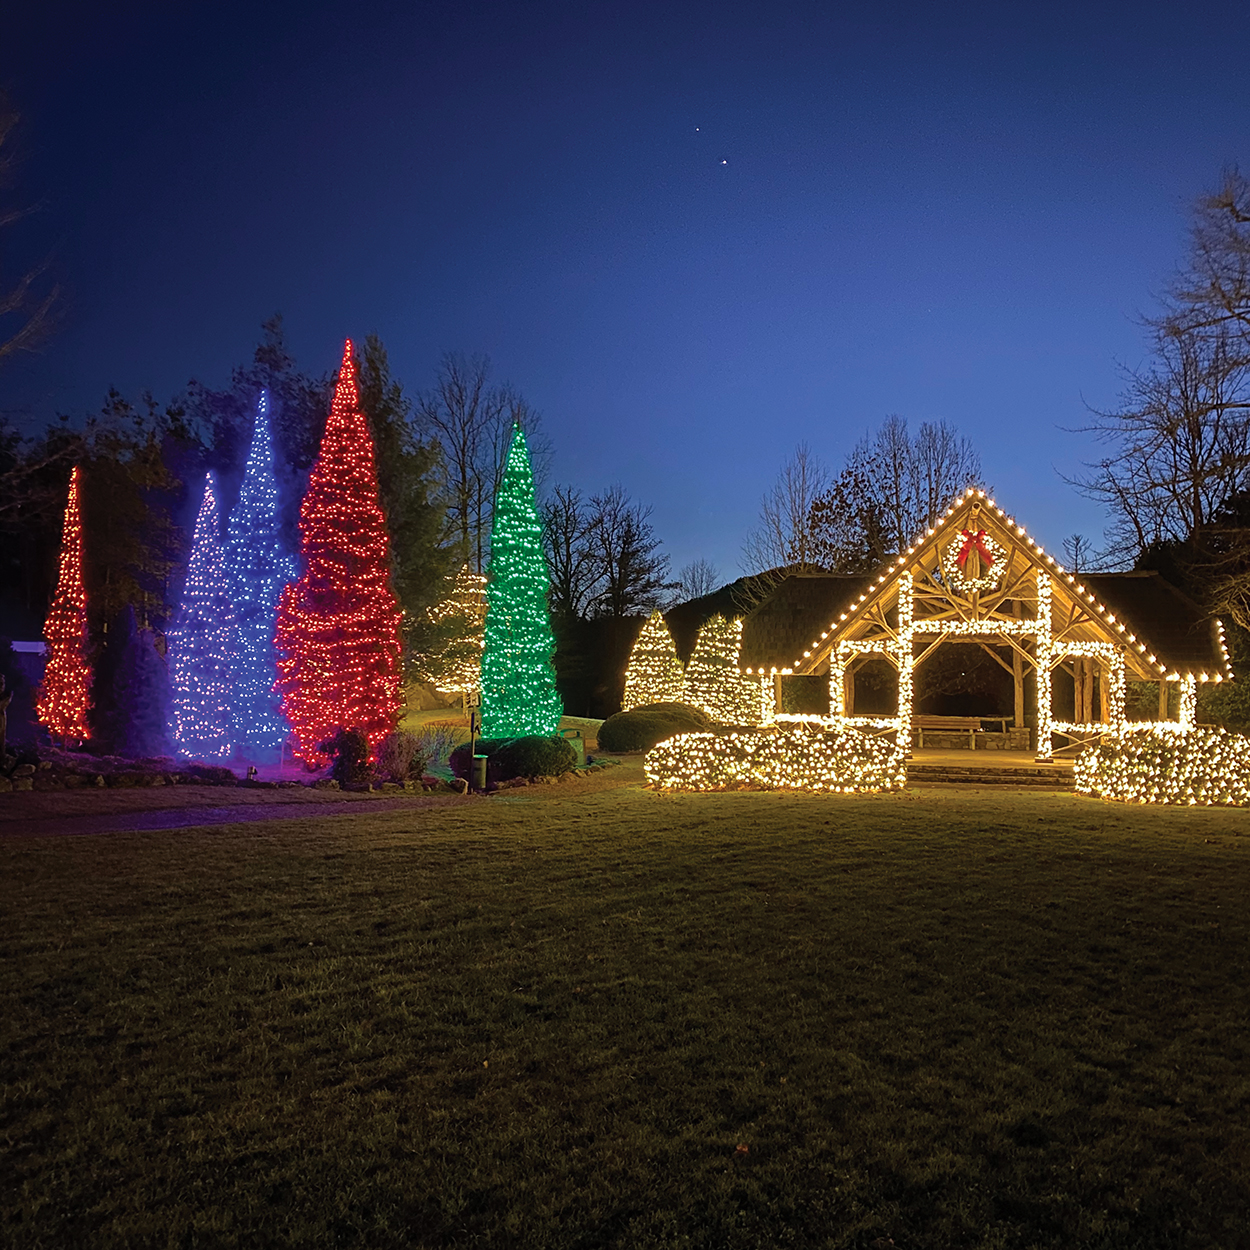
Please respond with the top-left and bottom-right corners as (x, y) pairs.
(5, 0), (1250, 581)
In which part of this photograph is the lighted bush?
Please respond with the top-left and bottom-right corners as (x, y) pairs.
(1074, 724), (1250, 806)
(449, 735), (576, 782)
(598, 702), (712, 753)
(645, 725), (906, 793)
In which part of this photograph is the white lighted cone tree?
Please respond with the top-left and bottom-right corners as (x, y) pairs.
(685, 615), (760, 724)
(420, 564), (487, 699)
(622, 609), (685, 709)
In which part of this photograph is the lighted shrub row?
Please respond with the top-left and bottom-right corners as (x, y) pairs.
(1074, 724), (1250, 806)
(645, 726), (906, 793)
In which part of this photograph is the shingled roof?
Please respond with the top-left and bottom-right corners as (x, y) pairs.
(739, 574), (873, 671)
(1078, 572), (1227, 677)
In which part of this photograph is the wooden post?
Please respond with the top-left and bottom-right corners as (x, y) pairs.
(845, 663), (856, 716)
(1012, 600), (1025, 730)
(1098, 661), (1109, 723)
(1078, 658), (1093, 723)
(1158, 679), (1169, 721)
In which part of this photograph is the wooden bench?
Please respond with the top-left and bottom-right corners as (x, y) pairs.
(911, 715), (985, 748)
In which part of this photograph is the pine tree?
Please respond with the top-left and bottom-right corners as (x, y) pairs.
(168, 473), (235, 760)
(37, 464), (92, 742)
(417, 563), (487, 698)
(622, 609), (685, 709)
(90, 604), (172, 758)
(274, 340), (403, 764)
(225, 390), (295, 759)
(481, 426), (563, 736)
(685, 615), (760, 724)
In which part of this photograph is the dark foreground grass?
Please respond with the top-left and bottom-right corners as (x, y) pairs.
(2, 783), (1249, 1249)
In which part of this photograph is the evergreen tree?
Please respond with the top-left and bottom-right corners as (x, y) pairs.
(275, 340), (403, 764)
(685, 615), (760, 724)
(225, 391), (295, 759)
(91, 604), (171, 757)
(622, 609), (685, 709)
(481, 426), (562, 736)
(79, 393), (185, 629)
(168, 473), (234, 760)
(37, 465), (92, 742)
(357, 334), (454, 641)
(416, 563), (487, 699)
(117, 617), (172, 758)
(182, 314), (333, 553)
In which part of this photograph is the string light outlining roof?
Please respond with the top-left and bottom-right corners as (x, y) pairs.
(744, 488), (1233, 683)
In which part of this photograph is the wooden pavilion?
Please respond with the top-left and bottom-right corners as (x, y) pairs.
(738, 490), (1233, 761)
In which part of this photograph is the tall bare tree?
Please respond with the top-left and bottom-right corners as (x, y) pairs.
(0, 93), (58, 365)
(1069, 171), (1250, 624)
(414, 353), (548, 572)
(741, 442), (831, 575)
(676, 557), (719, 601)
(541, 484), (601, 621)
(587, 485), (674, 618)
(805, 417), (983, 572)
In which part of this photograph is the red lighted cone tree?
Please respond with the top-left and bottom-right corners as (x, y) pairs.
(37, 465), (92, 741)
(274, 340), (402, 764)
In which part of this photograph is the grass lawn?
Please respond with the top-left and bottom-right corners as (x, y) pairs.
(3, 776), (1249, 1248)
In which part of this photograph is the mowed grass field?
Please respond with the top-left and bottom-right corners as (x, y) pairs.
(3, 773), (1250, 1249)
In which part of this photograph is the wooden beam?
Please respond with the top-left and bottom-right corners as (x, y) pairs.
(974, 640), (1016, 676)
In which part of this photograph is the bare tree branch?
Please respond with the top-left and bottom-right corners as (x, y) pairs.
(0, 91), (60, 363)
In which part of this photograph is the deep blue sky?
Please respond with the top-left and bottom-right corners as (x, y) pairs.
(4, 0), (1250, 581)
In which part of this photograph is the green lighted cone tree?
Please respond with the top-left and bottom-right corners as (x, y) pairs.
(480, 425), (563, 736)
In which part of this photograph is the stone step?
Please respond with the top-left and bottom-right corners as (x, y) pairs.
(908, 765), (1074, 790)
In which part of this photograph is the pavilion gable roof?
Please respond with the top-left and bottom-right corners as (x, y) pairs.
(739, 490), (1234, 682)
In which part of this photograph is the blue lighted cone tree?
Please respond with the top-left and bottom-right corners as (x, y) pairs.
(274, 340), (403, 765)
(225, 390), (296, 759)
(481, 425), (563, 736)
(168, 473), (235, 760)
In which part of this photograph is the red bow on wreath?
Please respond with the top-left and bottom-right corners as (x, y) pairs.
(956, 529), (995, 571)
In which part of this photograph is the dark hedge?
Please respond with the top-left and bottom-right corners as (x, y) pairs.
(597, 702), (712, 753)
(449, 735), (577, 783)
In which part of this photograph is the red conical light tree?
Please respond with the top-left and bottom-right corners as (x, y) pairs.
(274, 340), (403, 764)
(37, 465), (92, 742)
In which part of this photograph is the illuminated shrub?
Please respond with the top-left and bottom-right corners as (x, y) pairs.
(684, 616), (760, 724)
(646, 725), (906, 793)
(598, 702), (712, 753)
(622, 610), (686, 710)
(1074, 724), (1250, 806)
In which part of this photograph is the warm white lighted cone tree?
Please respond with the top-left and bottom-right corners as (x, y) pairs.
(622, 609), (686, 709)
(685, 615), (760, 724)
